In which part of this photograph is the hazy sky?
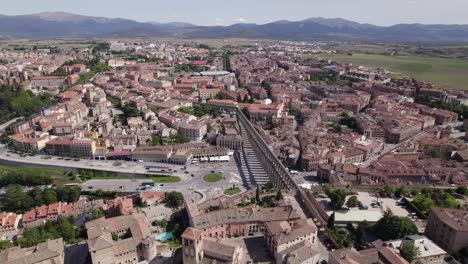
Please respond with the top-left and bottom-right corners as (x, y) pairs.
(3, 0), (468, 26)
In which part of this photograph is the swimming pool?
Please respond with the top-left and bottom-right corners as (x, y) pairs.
(155, 232), (173, 241)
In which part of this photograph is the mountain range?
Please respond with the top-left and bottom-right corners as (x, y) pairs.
(1, 12), (468, 42)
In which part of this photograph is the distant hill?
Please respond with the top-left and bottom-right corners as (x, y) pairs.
(1, 12), (468, 42)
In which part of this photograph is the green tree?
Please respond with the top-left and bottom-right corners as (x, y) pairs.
(400, 242), (420, 262)
(275, 189), (283, 200)
(1, 184), (34, 213)
(219, 124), (226, 135)
(67, 187), (82, 203)
(164, 192), (184, 208)
(383, 183), (396, 195)
(327, 211), (335, 229)
(256, 186), (260, 203)
(43, 189), (57, 205)
(346, 196), (358, 208)
(431, 149), (446, 160)
(122, 104), (140, 118)
(338, 112), (357, 129)
(89, 208), (105, 220)
(396, 186), (410, 197)
(56, 217), (75, 242)
(373, 211), (418, 240)
(171, 133), (191, 144)
(455, 186), (468, 195)
(30, 187), (45, 206)
(327, 189), (346, 210)
(0, 240), (14, 250)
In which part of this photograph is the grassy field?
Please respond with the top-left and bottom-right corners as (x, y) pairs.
(0, 164), (74, 186)
(150, 176), (181, 183)
(203, 173), (223, 183)
(78, 169), (181, 183)
(224, 187), (241, 196)
(314, 53), (468, 90)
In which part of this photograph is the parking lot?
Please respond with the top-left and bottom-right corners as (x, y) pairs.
(315, 191), (422, 224)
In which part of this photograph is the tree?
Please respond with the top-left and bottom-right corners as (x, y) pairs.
(400, 242), (420, 262)
(0, 240), (14, 250)
(338, 112), (357, 129)
(67, 187), (82, 203)
(431, 149), (446, 160)
(373, 212), (418, 240)
(323, 184), (332, 195)
(43, 189), (57, 205)
(164, 191), (184, 208)
(455, 186), (468, 196)
(396, 186), (410, 197)
(122, 104), (140, 118)
(56, 217), (75, 242)
(219, 124), (226, 135)
(346, 196), (358, 208)
(256, 186), (260, 203)
(171, 133), (191, 144)
(275, 189), (283, 200)
(89, 208), (105, 220)
(1, 184), (34, 213)
(327, 189), (346, 210)
(383, 183), (396, 195)
(30, 187), (45, 206)
(327, 211), (335, 229)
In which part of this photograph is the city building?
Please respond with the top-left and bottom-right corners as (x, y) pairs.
(0, 212), (22, 240)
(0, 238), (65, 264)
(86, 214), (157, 264)
(329, 246), (409, 264)
(386, 235), (446, 264)
(425, 207), (468, 254)
(182, 227), (242, 264)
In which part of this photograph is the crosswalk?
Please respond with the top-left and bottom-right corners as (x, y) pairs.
(237, 125), (270, 187)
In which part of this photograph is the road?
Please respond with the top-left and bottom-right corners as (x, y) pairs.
(79, 159), (245, 201)
(0, 143), (245, 201)
(361, 130), (427, 167)
(0, 117), (23, 132)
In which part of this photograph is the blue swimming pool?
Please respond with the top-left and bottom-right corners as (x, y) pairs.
(155, 232), (173, 241)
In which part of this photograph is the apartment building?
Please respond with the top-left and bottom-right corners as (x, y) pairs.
(45, 137), (96, 158)
(0, 238), (64, 264)
(178, 120), (207, 142)
(216, 134), (243, 150)
(425, 207), (468, 254)
(182, 227), (242, 264)
(386, 235), (446, 264)
(10, 133), (51, 152)
(0, 212), (22, 240)
(264, 219), (318, 261)
(198, 88), (220, 100)
(22, 202), (74, 227)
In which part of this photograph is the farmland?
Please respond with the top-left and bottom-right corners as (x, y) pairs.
(313, 53), (468, 90)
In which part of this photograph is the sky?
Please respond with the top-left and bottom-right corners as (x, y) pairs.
(3, 0), (468, 26)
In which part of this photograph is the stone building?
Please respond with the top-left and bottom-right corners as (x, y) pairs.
(0, 238), (65, 264)
(425, 207), (468, 254)
(86, 214), (157, 264)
